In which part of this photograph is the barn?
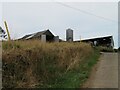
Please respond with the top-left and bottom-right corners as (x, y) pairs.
(75, 35), (114, 48)
(20, 29), (59, 42)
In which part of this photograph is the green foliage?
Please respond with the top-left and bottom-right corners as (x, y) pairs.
(2, 41), (21, 50)
(96, 46), (114, 52)
(118, 47), (120, 52)
(2, 40), (100, 88)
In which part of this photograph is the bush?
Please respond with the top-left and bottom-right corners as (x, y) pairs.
(118, 47), (120, 52)
(2, 40), (95, 88)
(97, 46), (114, 52)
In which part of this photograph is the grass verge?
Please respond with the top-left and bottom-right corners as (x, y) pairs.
(2, 40), (100, 88)
(47, 48), (100, 88)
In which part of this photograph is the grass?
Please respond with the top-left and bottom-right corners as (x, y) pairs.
(51, 49), (100, 88)
(2, 40), (100, 88)
(97, 46), (114, 52)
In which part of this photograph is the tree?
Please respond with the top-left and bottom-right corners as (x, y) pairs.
(118, 47), (120, 51)
(0, 26), (7, 39)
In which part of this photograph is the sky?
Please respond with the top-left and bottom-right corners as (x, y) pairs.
(0, 0), (119, 48)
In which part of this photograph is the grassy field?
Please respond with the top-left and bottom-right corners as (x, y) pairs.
(2, 40), (100, 88)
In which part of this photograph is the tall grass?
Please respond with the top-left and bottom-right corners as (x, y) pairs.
(2, 40), (99, 88)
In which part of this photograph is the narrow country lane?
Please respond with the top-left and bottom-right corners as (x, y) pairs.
(83, 53), (118, 88)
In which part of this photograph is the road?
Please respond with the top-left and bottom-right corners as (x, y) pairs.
(83, 53), (118, 88)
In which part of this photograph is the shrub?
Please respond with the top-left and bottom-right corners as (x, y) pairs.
(2, 40), (94, 88)
(97, 46), (114, 52)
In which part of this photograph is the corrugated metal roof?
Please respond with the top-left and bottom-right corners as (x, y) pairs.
(25, 33), (37, 40)
(75, 35), (113, 42)
(21, 29), (54, 40)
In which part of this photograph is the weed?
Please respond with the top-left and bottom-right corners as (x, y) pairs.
(2, 40), (99, 88)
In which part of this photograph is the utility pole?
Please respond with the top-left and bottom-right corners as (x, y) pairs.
(80, 35), (82, 42)
(4, 21), (11, 41)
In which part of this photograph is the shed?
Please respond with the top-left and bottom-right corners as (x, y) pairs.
(20, 29), (57, 42)
(75, 35), (114, 48)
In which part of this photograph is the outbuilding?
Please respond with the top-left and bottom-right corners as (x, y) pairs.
(75, 35), (114, 48)
(20, 29), (59, 42)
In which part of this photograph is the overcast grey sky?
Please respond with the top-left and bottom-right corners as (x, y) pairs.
(0, 2), (118, 48)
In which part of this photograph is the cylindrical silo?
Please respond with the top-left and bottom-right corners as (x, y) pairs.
(66, 28), (73, 42)
(54, 36), (59, 42)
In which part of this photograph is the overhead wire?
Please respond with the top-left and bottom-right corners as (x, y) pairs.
(53, 1), (118, 23)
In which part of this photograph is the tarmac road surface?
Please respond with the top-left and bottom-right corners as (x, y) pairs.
(83, 53), (118, 88)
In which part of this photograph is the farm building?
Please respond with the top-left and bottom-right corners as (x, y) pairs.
(19, 29), (114, 48)
(66, 28), (73, 42)
(20, 29), (60, 42)
(75, 35), (114, 48)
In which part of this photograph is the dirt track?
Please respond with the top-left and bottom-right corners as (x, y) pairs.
(83, 53), (118, 88)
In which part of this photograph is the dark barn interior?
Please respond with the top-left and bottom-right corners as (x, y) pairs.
(20, 29), (55, 42)
(81, 36), (114, 48)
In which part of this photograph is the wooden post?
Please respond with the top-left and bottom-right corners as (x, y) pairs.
(4, 21), (11, 41)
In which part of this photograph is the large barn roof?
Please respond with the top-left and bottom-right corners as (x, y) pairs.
(75, 35), (113, 42)
(21, 29), (54, 40)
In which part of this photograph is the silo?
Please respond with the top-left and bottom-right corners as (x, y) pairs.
(41, 35), (46, 42)
(66, 28), (73, 42)
(54, 36), (59, 42)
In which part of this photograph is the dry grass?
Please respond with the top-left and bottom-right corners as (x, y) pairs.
(96, 46), (114, 52)
(2, 40), (94, 88)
